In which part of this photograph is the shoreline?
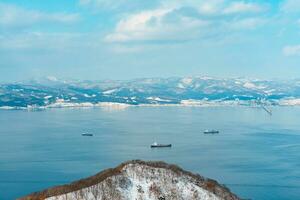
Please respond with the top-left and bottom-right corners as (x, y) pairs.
(0, 101), (299, 111)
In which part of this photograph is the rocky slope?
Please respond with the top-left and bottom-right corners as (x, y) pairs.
(20, 160), (240, 200)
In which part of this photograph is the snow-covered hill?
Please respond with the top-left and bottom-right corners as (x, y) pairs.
(20, 160), (240, 200)
(1, 76), (300, 109)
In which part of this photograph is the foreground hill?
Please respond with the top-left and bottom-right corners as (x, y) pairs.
(2, 76), (300, 109)
(20, 160), (240, 200)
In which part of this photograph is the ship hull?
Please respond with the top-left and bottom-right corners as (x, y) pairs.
(151, 144), (172, 148)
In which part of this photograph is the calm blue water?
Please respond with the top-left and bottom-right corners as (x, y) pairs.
(1, 106), (300, 200)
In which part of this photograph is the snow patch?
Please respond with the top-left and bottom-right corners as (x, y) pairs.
(103, 89), (118, 94)
(46, 163), (222, 200)
(83, 94), (96, 98)
(44, 95), (52, 99)
(147, 97), (171, 102)
(243, 82), (265, 90)
(46, 76), (58, 82)
(181, 77), (193, 85)
(177, 83), (185, 89)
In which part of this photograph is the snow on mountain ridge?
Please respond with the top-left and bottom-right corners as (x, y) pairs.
(20, 160), (240, 200)
(2, 77), (300, 108)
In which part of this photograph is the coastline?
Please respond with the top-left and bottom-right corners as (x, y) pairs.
(1, 100), (300, 111)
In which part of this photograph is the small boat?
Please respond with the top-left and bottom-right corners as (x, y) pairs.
(82, 133), (93, 136)
(203, 130), (219, 134)
(151, 142), (172, 148)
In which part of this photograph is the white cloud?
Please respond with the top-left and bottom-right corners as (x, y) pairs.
(0, 32), (90, 50)
(223, 1), (265, 14)
(0, 3), (79, 28)
(105, 8), (210, 42)
(229, 18), (266, 30)
(79, 0), (91, 6)
(105, 0), (267, 44)
(140, 0), (225, 15)
(79, 0), (120, 9)
(278, 0), (300, 29)
(190, 0), (225, 15)
(283, 45), (300, 56)
(281, 0), (300, 13)
(78, 0), (156, 12)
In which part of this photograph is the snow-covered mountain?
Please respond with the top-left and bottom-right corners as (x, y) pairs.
(20, 160), (240, 200)
(1, 76), (300, 109)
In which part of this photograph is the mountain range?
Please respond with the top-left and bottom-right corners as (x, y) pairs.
(1, 76), (300, 109)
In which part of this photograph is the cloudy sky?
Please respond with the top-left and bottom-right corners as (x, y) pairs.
(1, 0), (300, 82)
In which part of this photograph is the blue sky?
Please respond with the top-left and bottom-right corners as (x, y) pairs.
(1, 0), (300, 82)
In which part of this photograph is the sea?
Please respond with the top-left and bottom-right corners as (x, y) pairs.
(0, 106), (300, 200)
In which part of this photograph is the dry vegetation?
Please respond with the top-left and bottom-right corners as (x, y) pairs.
(19, 160), (240, 200)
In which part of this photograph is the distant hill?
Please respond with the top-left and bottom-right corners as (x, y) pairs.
(19, 160), (240, 200)
(1, 76), (300, 109)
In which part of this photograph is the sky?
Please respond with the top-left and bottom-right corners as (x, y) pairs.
(1, 0), (300, 82)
